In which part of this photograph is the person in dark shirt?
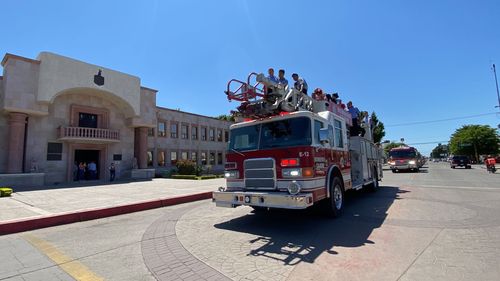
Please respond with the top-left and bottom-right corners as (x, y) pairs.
(292, 73), (308, 95)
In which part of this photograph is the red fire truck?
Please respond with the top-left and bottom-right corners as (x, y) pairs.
(212, 73), (383, 217)
(387, 146), (422, 173)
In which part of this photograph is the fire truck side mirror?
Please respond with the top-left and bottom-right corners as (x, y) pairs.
(319, 128), (330, 144)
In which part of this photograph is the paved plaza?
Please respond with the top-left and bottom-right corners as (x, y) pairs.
(1, 162), (500, 280)
(0, 178), (224, 222)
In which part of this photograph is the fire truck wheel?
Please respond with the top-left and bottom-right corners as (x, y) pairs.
(323, 177), (344, 218)
(367, 168), (379, 192)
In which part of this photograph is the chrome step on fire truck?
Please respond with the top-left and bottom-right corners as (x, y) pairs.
(212, 72), (383, 217)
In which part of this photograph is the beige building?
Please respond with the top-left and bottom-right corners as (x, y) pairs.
(0, 52), (231, 187)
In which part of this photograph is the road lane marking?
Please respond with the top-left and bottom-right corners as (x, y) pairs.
(24, 234), (104, 281)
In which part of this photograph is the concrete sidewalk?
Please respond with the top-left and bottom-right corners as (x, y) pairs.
(0, 178), (223, 234)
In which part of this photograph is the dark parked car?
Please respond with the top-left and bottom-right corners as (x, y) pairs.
(450, 155), (471, 169)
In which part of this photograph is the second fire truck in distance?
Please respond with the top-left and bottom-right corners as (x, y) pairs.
(212, 72), (383, 217)
(388, 146), (423, 173)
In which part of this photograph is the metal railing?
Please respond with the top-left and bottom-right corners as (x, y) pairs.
(58, 126), (120, 141)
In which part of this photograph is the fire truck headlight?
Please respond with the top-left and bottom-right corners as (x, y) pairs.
(287, 181), (301, 195)
(282, 168), (302, 178)
(224, 170), (239, 179)
(409, 160), (416, 165)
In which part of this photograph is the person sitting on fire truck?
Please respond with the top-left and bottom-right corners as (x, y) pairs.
(312, 88), (326, 101)
(265, 68), (279, 94)
(278, 69), (288, 87)
(292, 73), (308, 95)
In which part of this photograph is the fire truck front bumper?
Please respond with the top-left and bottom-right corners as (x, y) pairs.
(212, 191), (314, 209)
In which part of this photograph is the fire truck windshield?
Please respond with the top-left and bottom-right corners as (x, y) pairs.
(229, 117), (312, 151)
(389, 150), (417, 158)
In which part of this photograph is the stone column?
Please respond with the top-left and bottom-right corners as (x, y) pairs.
(134, 127), (148, 169)
(7, 112), (28, 173)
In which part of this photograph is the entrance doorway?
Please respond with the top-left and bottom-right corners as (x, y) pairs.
(74, 149), (100, 181)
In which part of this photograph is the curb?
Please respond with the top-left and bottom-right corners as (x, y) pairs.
(0, 191), (213, 236)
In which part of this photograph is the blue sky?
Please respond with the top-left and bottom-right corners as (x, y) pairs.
(2, 0), (499, 155)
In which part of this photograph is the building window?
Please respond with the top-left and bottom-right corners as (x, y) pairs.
(201, 127), (207, 141)
(157, 151), (165, 166)
(201, 152), (207, 165)
(170, 151), (178, 165)
(47, 142), (63, 161)
(148, 128), (155, 137)
(181, 151), (188, 160)
(191, 126), (198, 140)
(191, 152), (198, 163)
(113, 154), (122, 161)
(224, 130), (229, 142)
(209, 128), (215, 141)
(181, 124), (189, 139)
(217, 152), (223, 165)
(158, 122), (166, 137)
(217, 129), (223, 142)
(79, 113), (98, 128)
(147, 151), (154, 167)
(170, 123), (178, 138)
(209, 152), (216, 165)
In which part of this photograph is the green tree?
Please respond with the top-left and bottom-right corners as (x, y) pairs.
(431, 143), (449, 158)
(371, 112), (385, 143)
(216, 114), (235, 122)
(384, 142), (405, 157)
(449, 125), (499, 161)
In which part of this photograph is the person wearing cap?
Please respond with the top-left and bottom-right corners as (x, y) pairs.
(292, 73), (308, 95)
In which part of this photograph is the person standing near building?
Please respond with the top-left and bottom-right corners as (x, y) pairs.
(78, 162), (85, 181)
(292, 73), (308, 95)
(109, 163), (116, 181)
(278, 69), (288, 87)
(88, 161), (97, 180)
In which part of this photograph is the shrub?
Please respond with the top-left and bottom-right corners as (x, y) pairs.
(171, 175), (198, 180)
(176, 160), (197, 175)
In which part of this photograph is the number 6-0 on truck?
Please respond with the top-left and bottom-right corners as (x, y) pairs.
(212, 72), (383, 217)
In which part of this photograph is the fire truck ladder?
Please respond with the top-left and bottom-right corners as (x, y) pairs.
(225, 72), (313, 118)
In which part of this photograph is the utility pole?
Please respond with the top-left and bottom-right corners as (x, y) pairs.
(493, 64), (500, 110)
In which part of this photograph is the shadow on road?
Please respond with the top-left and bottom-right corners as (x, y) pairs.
(214, 185), (407, 265)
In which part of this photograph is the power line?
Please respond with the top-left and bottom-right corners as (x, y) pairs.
(406, 141), (449, 145)
(386, 112), (498, 127)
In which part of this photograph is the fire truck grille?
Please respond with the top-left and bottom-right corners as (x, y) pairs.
(244, 158), (276, 190)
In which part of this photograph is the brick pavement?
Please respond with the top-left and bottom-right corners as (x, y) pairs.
(141, 204), (231, 281)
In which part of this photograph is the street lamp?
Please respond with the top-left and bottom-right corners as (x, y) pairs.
(493, 64), (500, 110)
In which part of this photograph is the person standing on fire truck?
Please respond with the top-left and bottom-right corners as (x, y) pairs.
(347, 101), (361, 136)
(266, 68), (279, 94)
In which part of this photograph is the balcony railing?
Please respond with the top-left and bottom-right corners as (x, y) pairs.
(58, 126), (120, 142)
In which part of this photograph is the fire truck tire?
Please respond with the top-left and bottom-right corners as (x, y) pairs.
(367, 167), (379, 192)
(391, 169), (397, 173)
(323, 177), (344, 218)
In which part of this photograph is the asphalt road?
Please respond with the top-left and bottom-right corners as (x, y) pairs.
(1, 162), (499, 281)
